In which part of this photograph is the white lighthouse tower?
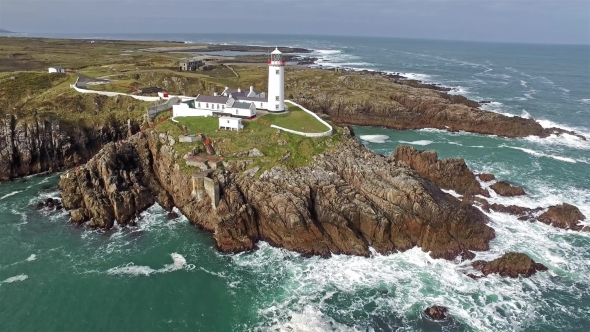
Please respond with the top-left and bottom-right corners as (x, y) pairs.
(267, 47), (285, 112)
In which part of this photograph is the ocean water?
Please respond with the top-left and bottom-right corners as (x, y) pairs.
(1, 34), (589, 331)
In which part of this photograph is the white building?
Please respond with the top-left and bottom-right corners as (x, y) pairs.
(171, 47), (286, 120)
(219, 117), (243, 131)
(267, 48), (285, 112)
(48, 67), (66, 74)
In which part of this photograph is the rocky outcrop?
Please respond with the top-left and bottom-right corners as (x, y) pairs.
(471, 252), (547, 278)
(424, 306), (449, 321)
(59, 130), (495, 259)
(477, 173), (495, 182)
(538, 203), (587, 230)
(490, 181), (526, 197)
(392, 145), (488, 197)
(0, 115), (139, 181)
(293, 86), (586, 140)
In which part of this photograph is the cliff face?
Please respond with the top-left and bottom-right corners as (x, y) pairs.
(0, 115), (139, 180)
(59, 129), (495, 260)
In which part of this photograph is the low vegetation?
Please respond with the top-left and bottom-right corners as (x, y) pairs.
(155, 115), (342, 175)
(265, 102), (330, 133)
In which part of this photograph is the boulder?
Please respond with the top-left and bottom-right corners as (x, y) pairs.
(490, 181), (526, 196)
(538, 203), (586, 230)
(471, 252), (547, 278)
(424, 306), (448, 321)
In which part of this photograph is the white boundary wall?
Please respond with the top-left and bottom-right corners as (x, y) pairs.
(70, 81), (160, 102)
(270, 100), (333, 138)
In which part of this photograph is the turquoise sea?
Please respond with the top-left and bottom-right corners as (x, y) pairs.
(0, 34), (589, 331)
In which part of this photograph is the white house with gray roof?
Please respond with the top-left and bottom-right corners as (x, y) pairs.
(172, 47), (286, 119)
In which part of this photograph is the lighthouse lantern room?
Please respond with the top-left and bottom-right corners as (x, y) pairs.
(267, 48), (285, 112)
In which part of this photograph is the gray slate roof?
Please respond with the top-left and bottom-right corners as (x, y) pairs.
(233, 95), (268, 102)
(195, 95), (229, 103)
(233, 102), (252, 109)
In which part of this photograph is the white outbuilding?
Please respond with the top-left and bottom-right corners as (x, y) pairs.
(219, 117), (243, 131)
(48, 67), (66, 74)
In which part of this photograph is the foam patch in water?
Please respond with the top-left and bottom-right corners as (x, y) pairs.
(398, 140), (434, 146)
(26, 254), (36, 262)
(1, 274), (28, 284)
(107, 253), (195, 277)
(359, 135), (389, 143)
(0, 191), (24, 200)
(500, 144), (578, 163)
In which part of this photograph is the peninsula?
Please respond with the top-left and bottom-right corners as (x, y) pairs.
(0, 37), (586, 274)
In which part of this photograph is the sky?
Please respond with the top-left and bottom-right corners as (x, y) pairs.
(1, 0), (589, 44)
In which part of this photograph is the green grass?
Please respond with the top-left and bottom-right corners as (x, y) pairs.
(264, 102), (330, 133)
(162, 116), (342, 175)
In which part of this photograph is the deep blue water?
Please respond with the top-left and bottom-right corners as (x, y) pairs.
(0, 33), (589, 331)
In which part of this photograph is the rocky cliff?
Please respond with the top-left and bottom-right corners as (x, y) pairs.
(59, 129), (495, 260)
(290, 83), (585, 140)
(0, 115), (139, 181)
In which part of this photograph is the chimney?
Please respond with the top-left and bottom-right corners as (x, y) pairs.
(237, 88), (241, 93)
(250, 86), (254, 93)
(214, 92), (218, 96)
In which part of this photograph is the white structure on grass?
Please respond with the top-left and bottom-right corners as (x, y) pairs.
(48, 67), (66, 74)
(219, 117), (243, 131)
(267, 48), (285, 112)
(172, 47), (286, 118)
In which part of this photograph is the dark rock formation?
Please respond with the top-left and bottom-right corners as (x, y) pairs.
(392, 146), (489, 197)
(36, 197), (63, 211)
(477, 173), (495, 182)
(424, 306), (448, 321)
(490, 181), (526, 197)
(471, 252), (548, 278)
(538, 203), (587, 230)
(59, 130), (495, 259)
(0, 114), (140, 181)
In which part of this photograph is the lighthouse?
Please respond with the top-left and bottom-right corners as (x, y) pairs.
(267, 47), (285, 112)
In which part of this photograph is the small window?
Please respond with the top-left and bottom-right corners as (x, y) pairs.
(276, 104), (279, 110)
(222, 105), (225, 109)
(217, 104), (220, 110)
(227, 120), (230, 123)
(275, 96), (279, 101)
(275, 70), (279, 75)
(206, 103), (209, 108)
(198, 103), (201, 108)
(260, 103), (263, 107)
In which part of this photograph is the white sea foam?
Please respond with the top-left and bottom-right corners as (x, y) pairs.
(26, 254), (37, 262)
(500, 145), (577, 163)
(106, 253), (194, 277)
(520, 80), (528, 87)
(521, 110), (532, 119)
(398, 140), (434, 146)
(314, 49), (342, 55)
(0, 190), (24, 200)
(359, 135), (389, 144)
(580, 99), (590, 105)
(1, 274), (28, 284)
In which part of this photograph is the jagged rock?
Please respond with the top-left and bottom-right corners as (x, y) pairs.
(167, 211), (180, 220)
(59, 131), (495, 259)
(277, 140), (288, 146)
(459, 250), (476, 261)
(477, 173), (495, 182)
(490, 181), (526, 196)
(0, 114), (140, 181)
(424, 306), (448, 321)
(538, 203), (586, 230)
(392, 146), (489, 197)
(472, 252), (548, 278)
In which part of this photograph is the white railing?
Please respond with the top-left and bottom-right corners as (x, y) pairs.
(269, 100), (333, 137)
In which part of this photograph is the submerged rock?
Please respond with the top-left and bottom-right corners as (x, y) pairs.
(424, 306), (448, 321)
(490, 181), (526, 197)
(59, 131), (495, 259)
(471, 252), (547, 278)
(538, 203), (587, 230)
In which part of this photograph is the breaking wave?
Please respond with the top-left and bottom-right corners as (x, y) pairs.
(107, 253), (195, 277)
(359, 135), (389, 143)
